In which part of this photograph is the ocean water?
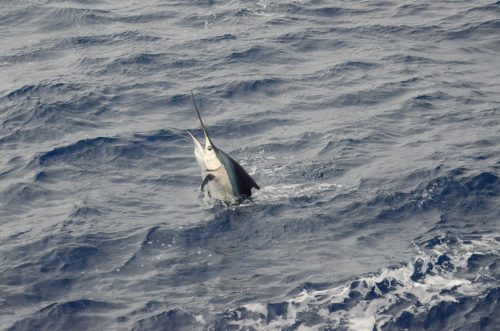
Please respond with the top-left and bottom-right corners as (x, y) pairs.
(1, 0), (499, 330)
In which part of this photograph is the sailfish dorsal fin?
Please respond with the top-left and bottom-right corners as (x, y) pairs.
(215, 149), (260, 198)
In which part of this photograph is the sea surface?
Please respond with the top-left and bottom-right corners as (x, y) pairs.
(1, 1), (499, 330)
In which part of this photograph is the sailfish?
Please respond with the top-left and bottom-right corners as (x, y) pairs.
(188, 93), (260, 204)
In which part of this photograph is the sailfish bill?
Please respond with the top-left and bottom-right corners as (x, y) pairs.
(188, 92), (260, 204)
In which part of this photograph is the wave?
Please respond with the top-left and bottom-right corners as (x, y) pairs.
(213, 233), (500, 330)
(192, 117), (291, 140)
(36, 129), (185, 168)
(0, 31), (161, 67)
(131, 309), (204, 331)
(1, 82), (81, 101)
(276, 30), (346, 52)
(36, 7), (113, 31)
(212, 78), (285, 98)
(336, 169), (499, 225)
(96, 52), (166, 76)
(376, 170), (498, 220)
(227, 45), (289, 64)
(66, 31), (162, 47)
(298, 6), (372, 18)
(0, 83), (111, 145)
(401, 91), (451, 111)
(7, 299), (123, 331)
(200, 33), (237, 43)
(446, 19), (500, 40)
(115, 11), (177, 24)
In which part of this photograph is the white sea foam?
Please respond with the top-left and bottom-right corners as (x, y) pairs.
(251, 180), (361, 208)
(220, 234), (500, 331)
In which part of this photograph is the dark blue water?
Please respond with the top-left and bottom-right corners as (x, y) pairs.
(1, 1), (499, 330)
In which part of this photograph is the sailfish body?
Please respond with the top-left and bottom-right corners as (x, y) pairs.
(188, 93), (260, 204)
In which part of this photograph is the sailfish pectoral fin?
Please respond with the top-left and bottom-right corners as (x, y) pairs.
(201, 174), (216, 192)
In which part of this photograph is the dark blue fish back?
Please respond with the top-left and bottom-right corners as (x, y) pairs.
(216, 147), (259, 198)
